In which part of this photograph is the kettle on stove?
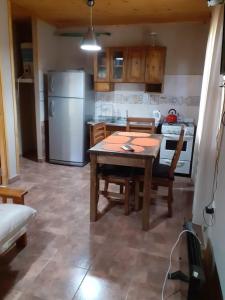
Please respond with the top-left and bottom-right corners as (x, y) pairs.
(165, 109), (177, 124)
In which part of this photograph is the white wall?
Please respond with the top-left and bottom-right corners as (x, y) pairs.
(37, 20), (59, 123)
(95, 76), (202, 123)
(57, 23), (208, 122)
(35, 20), (61, 159)
(0, 0), (18, 180)
(192, 6), (225, 296)
(208, 127), (225, 297)
(57, 22), (209, 75)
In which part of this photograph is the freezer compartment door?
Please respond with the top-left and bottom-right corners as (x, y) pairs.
(48, 97), (85, 164)
(48, 71), (85, 98)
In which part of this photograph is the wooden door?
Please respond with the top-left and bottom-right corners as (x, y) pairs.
(126, 47), (146, 82)
(145, 47), (166, 84)
(94, 48), (110, 82)
(110, 47), (127, 82)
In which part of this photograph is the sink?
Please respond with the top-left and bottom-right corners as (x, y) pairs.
(92, 116), (127, 125)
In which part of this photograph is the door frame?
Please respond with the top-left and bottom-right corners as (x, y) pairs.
(0, 0), (21, 185)
(0, 71), (9, 185)
(7, 0), (20, 175)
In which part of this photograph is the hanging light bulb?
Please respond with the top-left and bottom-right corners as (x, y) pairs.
(80, 0), (101, 51)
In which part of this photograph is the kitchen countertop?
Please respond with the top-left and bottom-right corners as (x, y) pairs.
(88, 116), (127, 127)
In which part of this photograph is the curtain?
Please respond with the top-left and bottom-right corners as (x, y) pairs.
(192, 5), (224, 225)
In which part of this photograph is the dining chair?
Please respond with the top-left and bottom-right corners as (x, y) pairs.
(90, 122), (133, 215)
(90, 122), (107, 147)
(126, 117), (156, 133)
(134, 127), (185, 217)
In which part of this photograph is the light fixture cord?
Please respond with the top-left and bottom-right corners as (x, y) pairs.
(90, 5), (93, 28)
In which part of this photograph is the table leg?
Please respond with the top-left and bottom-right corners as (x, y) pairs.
(90, 153), (98, 222)
(142, 158), (153, 231)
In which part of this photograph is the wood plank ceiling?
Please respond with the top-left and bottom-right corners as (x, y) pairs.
(12, 0), (211, 27)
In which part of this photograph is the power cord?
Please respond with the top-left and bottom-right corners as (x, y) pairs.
(17, 76), (22, 99)
(161, 229), (202, 300)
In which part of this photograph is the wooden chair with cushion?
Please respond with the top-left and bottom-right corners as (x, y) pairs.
(0, 187), (36, 254)
(134, 127), (185, 217)
(90, 122), (134, 215)
(126, 117), (156, 133)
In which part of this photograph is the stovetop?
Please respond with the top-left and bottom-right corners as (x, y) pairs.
(162, 122), (194, 127)
(161, 122), (195, 136)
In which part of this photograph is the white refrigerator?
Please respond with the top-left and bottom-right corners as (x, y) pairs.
(48, 70), (94, 166)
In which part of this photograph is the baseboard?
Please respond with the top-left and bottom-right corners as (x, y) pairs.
(8, 175), (20, 184)
(38, 158), (45, 163)
(202, 240), (223, 300)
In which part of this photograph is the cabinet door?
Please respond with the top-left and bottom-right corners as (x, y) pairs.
(126, 47), (146, 82)
(145, 47), (166, 84)
(110, 48), (127, 82)
(94, 49), (110, 82)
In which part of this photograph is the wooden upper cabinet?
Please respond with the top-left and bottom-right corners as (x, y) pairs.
(110, 47), (127, 82)
(94, 49), (110, 82)
(93, 46), (167, 92)
(145, 47), (166, 84)
(126, 47), (146, 83)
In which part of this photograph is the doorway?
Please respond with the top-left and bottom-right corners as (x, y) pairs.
(12, 18), (38, 161)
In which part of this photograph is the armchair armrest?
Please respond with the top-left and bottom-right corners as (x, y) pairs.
(0, 187), (28, 204)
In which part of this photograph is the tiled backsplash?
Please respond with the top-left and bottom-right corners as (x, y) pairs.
(95, 75), (202, 123)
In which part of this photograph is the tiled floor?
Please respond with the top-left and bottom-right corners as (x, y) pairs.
(0, 158), (194, 300)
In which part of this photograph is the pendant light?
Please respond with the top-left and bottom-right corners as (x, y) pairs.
(80, 0), (101, 51)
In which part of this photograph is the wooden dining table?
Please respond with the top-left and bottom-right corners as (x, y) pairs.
(89, 131), (163, 231)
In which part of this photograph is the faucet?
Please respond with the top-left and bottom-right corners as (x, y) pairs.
(126, 110), (128, 119)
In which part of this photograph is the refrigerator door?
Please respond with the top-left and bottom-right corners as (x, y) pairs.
(48, 97), (85, 165)
(48, 71), (85, 98)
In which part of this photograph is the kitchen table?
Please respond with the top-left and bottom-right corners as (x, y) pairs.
(89, 131), (163, 231)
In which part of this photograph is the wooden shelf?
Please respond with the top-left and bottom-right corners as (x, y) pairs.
(17, 78), (34, 83)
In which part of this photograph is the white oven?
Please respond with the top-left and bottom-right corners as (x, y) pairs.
(160, 122), (195, 175)
(160, 134), (194, 161)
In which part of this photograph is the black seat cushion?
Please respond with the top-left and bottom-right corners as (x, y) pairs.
(153, 163), (174, 180)
(98, 164), (134, 178)
(134, 162), (174, 180)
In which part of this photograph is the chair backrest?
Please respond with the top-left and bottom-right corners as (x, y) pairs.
(169, 126), (185, 178)
(126, 117), (156, 133)
(90, 122), (106, 147)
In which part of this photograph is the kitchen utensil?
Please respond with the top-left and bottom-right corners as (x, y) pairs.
(153, 110), (161, 126)
(166, 109), (177, 124)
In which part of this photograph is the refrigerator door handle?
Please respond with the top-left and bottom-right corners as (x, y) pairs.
(49, 75), (55, 93)
(49, 100), (55, 117)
